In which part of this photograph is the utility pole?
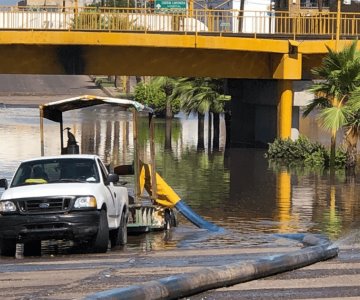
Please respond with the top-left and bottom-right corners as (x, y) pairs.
(335, 0), (341, 51)
(189, 0), (193, 16)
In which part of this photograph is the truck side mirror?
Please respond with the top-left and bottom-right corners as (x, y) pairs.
(107, 173), (119, 185)
(114, 164), (134, 175)
(0, 178), (8, 190)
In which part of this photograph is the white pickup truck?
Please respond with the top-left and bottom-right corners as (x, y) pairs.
(0, 154), (128, 256)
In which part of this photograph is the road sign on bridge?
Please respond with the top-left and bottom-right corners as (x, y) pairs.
(154, 0), (186, 10)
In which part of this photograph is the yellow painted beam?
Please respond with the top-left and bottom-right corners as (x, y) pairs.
(0, 31), (289, 53)
(0, 30), (353, 79)
(3, 31), (357, 55)
(277, 80), (293, 139)
(195, 35), (289, 53)
(298, 39), (360, 54)
(0, 44), (285, 78)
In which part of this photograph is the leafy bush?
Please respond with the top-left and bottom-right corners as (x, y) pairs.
(134, 83), (166, 116)
(334, 149), (347, 168)
(266, 136), (346, 168)
(134, 82), (180, 117)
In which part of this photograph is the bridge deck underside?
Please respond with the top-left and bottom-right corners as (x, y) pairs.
(0, 31), (346, 79)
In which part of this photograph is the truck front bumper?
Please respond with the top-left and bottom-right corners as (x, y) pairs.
(0, 211), (100, 242)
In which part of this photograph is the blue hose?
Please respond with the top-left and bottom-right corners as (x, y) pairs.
(175, 200), (223, 232)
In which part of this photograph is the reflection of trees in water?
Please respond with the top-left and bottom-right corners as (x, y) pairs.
(95, 121), (101, 155)
(291, 168), (360, 239)
(113, 121), (120, 165)
(228, 149), (277, 221)
(79, 113), (132, 166)
(213, 113), (220, 151)
(75, 108), (360, 239)
(156, 148), (229, 221)
(81, 122), (95, 154)
(197, 113), (205, 151)
(165, 118), (172, 150)
(104, 121), (112, 163)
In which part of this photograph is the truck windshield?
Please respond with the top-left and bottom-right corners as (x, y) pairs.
(11, 158), (100, 187)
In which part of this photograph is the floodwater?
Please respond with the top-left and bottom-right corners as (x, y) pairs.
(0, 105), (360, 253)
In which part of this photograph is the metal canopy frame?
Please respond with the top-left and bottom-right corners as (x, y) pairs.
(39, 94), (156, 203)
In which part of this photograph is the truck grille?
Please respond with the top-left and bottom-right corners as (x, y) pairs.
(18, 197), (73, 214)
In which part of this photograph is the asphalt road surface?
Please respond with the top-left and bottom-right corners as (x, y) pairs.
(0, 75), (107, 105)
(0, 239), (302, 300)
(0, 239), (359, 300)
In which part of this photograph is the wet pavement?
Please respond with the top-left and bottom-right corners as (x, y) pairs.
(0, 75), (106, 106)
(0, 232), (302, 299)
(190, 243), (360, 300)
(0, 233), (359, 300)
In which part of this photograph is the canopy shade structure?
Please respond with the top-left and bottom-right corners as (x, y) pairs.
(39, 94), (153, 158)
(40, 95), (153, 123)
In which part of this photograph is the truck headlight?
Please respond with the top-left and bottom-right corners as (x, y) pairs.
(0, 201), (17, 213)
(74, 196), (97, 209)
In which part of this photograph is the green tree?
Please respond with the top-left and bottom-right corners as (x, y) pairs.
(134, 82), (167, 116)
(151, 77), (179, 119)
(134, 80), (180, 117)
(171, 77), (230, 151)
(304, 41), (360, 168)
(343, 92), (360, 167)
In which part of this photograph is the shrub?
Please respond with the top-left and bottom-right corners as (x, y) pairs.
(134, 82), (180, 117)
(266, 136), (346, 168)
(134, 82), (167, 116)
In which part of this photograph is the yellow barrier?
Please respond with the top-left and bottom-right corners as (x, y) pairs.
(0, 5), (360, 37)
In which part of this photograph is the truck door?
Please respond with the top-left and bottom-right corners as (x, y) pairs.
(97, 159), (118, 217)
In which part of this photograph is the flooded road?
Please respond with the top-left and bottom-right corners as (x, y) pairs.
(0, 105), (360, 253)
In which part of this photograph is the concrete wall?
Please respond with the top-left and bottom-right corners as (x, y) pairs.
(228, 79), (302, 147)
(229, 79), (278, 147)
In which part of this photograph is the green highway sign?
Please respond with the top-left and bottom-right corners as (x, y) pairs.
(154, 0), (186, 10)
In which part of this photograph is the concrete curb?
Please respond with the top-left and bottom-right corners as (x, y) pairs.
(90, 76), (119, 98)
(85, 234), (338, 300)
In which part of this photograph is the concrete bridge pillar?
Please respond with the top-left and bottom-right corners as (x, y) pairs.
(278, 80), (293, 139)
(228, 79), (297, 148)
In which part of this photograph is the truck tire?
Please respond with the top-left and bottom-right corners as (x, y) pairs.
(91, 210), (109, 253)
(110, 211), (127, 247)
(0, 239), (16, 257)
(24, 240), (42, 256)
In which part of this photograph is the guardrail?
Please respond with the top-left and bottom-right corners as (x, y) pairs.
(0, 5), (360, 38)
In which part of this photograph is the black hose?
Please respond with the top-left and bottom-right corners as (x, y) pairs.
(85, 234), (338, 300)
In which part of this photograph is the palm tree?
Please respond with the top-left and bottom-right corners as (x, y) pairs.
(151, 77), (178, 119)
(303, 41), (360, 168)
(343, 92), (360, 167)
(171, 77), (230, 151)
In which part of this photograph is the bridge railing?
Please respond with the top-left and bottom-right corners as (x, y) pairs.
(0, 5), (360, 38)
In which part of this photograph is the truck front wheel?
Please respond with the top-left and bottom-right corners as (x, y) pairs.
(0, 239), (16, 257)
(91, 210), (109, 253)
(24, 240), (42, 256)
(110, 211), (127, 247)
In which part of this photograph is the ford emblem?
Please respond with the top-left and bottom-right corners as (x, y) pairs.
(39, 203), (50, 209)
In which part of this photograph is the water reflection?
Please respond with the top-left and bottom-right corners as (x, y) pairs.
(0, 106), (360, 252)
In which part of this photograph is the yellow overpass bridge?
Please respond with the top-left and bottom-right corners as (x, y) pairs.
(0, 5), (359, 145)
